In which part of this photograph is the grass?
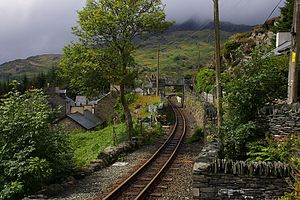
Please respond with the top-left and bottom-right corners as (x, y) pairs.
(134, 30), (232, 78)
(129, 95), (160, 118)
(69, 123), (128, 167)
(0, 30), (233, 82)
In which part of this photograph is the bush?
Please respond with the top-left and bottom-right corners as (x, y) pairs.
(247, 135), (300, 164)
(220, 50), (289, 160)
(221, 122), (256, 160)
(188, 127), (204, 144)
(195, 67), (215, 93)
(0, 85), (73, 199)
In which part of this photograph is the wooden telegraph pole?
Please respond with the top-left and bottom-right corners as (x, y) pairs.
(213, 0), (222, 131)
(156, 43), (160, 96)
(288, 0), (300, 104)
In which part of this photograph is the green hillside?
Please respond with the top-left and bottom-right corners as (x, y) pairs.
(134, 30), (232, 78)
(0, 30), (233, 81)
(0, 54), (62, 82)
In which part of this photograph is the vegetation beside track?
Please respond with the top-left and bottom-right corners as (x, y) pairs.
(69, 123), (128, 168)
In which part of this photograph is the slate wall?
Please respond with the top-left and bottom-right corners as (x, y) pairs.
(258, 103), (300, 136)
(193, 141), (293, 200)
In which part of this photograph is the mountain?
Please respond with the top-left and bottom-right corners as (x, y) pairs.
(0, 54), (63, 81)
(134, 29), (233, 78)
(169, 18), (253, 33)
(0, 20), (250, 81)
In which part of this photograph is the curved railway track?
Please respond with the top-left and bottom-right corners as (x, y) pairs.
(100, 98), (186, 200)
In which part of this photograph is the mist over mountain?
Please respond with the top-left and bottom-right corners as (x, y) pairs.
(169, 18), (253, 33)
(0, 17), (254, 80)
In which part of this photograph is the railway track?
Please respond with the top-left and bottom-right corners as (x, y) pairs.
(100, 98), (186, 200)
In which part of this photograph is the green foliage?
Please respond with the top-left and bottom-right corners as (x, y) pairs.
(188, 127), (204, 144)
(113, 93), (138, 122)
(59, 44), (110, 98)
(137, 122), (164, 144)
(0, 86), (73, 199)
(222, 39), (241, 59)
(134, 30), (232, 78)
(195, 67), (215, 93)
(277, 192), (297, 200)
(221, 122), (256, 160)
(273, 0), (294, 32)
(69, 124), (127, 167)
(221, 50), (289, 160)
(247, 136), (300, 164)
(0, 54), (62, 83)
(223, 51), (288, 124)
(60, 0), (172, 139)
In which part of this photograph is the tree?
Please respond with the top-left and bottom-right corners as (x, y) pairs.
(274, 0), (294, 32)
(60, 0), (172, 140)
(195, 67), (215, 93)
(221, 50), (289, 160)
(0, 83), (73, 199)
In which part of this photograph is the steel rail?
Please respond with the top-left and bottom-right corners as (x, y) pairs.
(101, 98), (186, 200)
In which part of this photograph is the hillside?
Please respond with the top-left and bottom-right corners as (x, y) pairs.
(169, 18), (253, 33)
(0, 20), (250, 81)
(134, 29), (232, 78)
(0, 54), (62, 81)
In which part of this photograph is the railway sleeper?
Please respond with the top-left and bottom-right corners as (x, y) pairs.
(150, 193), (163, 197)
(156, 185), (168, 189)
(162, 178), (173, 182)
(123, 191), (139, 196)
(132, 184), (146, 188)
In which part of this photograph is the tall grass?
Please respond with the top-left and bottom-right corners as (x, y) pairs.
(69, 123), (127, 167)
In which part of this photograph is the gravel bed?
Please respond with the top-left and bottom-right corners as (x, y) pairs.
(149, 108), (202, 200)
(48, 139), (166, 200)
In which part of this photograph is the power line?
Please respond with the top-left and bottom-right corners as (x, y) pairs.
(264, 0), (284, 23)
(160, 0), (248, 52)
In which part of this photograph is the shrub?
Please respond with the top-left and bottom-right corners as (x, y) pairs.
(247, 135), (300, 164)
(195, 67), (215, 93)
(221, 122), (256, 160)
(220, 50), (289, 160)
(188, 127), (204, 144)
(0, 85), (73, 199)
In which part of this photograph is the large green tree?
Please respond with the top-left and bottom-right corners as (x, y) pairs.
(60, 0), (172, 140)
(0, 84), (73, 199)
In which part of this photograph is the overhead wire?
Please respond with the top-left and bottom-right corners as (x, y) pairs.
(264, 0), (284, 23)
(160, 0), (248, 52)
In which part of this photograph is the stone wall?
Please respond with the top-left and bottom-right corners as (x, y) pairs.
(193, 141), (293, 200)
(95, 92), (117, 122)
(185, 92), (216, 129)
(59, 117), (84, 132)
(258, 103), (300, 135)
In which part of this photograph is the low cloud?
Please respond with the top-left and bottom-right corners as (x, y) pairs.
(0, 0), (285, 64)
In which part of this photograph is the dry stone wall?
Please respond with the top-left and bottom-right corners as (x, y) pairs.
(258, 103), (300, 135)
(193, 141), (293, 199)
(185, 93), (205, 128)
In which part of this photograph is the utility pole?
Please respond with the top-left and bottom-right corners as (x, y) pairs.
(213, 0), (222, 132)
(197, 44), (201, 70)
(156, 43), (160, 96)
(287, 0), (300, 104)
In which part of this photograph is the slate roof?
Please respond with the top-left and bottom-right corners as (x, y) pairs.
(67, 110), (105, 130)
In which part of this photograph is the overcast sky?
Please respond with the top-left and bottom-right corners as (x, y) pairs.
(0, 0), (285, 64)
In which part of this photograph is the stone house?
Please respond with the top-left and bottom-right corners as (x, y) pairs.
(60, 110), (106, 132)
(47, 87), (112, 131)
(94, 92), (117, 123)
